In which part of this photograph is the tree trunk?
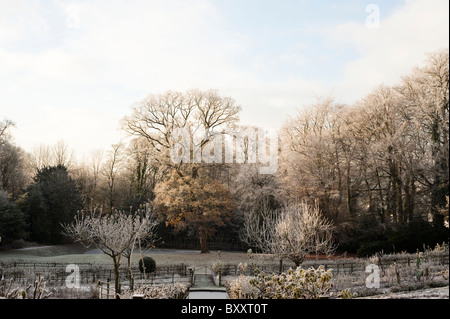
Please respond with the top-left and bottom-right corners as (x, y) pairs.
(127, 256), (134, 291)
(113, 255), (121, 295)
(346, 163), (353, 219)
(199, 231), (209, 254)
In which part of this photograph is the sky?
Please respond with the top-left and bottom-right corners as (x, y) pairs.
(1, 0), (449, 159)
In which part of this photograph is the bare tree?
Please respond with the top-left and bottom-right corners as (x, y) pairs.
(90, 149), (104, 208)
(52, 140), (74, 168)
(242, 201), (336, 269)
(102, 143), (123, 212)
(30, 144), (53, 171)
(0, 119), (14, 146)
(62, 205), (158, 294)
(125, 137), (162, 206)
(0, 144), (30, 198)
(122, 89), (241, 176)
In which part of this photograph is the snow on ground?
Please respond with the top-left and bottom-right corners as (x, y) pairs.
(361, 286), (449, 299)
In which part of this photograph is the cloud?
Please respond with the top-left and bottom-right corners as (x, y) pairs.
(8, 105), (126, 157)
(1, 0), (448, 157)
(324, 0), (450, 102)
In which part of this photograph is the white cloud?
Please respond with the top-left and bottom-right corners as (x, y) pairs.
(325, 0), (449, 102)
(1, 0), (448, 157)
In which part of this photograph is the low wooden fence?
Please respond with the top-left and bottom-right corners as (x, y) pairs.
(0, 262), (189, 288)
(217, 252), (449, 277)
(1, 252), (447, 296)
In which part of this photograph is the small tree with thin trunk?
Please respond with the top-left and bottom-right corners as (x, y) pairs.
(62, 205), (158, 294)
(242, 201), (336, 269)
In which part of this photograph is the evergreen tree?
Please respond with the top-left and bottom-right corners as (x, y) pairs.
(24, 165), (83, 244)
(0, 191), (26, 243)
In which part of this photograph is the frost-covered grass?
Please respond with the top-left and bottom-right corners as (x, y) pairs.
(1, 244), (448, 299)
(223, 248), (449, 299)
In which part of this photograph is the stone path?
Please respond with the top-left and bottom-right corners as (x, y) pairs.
(192, 274), (215, 288)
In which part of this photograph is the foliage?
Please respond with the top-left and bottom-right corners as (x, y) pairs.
(279, 50), (449, 254)
(226, 275), (259, 299)
(139, 256), (156, 273)
(0, 50), (448, 255)
(355, 218), (449, 257)
(0, 141), (29, 199)
(227, 265), (334, 299)
(119, 283), (188, 299)
(23, 165), (83, 244)
(0, 191), (26, 243)
(337, 288), (358, 299)
(154, 170), (235, 253)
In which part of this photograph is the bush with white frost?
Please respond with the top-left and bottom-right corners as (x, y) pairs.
(227, 265), (334, 299)
(119, 283), (188, 299)
(226, 275), (260, 299)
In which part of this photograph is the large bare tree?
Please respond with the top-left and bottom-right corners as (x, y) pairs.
(121, 89), (241, 176)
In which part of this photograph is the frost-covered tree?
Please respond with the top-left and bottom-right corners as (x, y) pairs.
(242, 201), (336, 268)
(63, 205), (158, 294)
(122, 89), (241, 177)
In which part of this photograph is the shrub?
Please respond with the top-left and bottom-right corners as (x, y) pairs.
(226, 275), (259, 299)
(227, 265), (334, 299)
(119, 283), (188, 299)
(138, 256), (156, 273)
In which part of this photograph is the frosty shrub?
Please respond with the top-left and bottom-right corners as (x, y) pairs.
(227, 265), (334, 299)
(337, 288), (358, 299)
(0, 275), (51, 299)
(119, 283), (188, 299)
(226, 275), (260, 299)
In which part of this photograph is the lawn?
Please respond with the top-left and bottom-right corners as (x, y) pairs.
(0, 243), (272, 267)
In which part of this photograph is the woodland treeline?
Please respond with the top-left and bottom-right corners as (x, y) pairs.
(0, 50), (448, 256)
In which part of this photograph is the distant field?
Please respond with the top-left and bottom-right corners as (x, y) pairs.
(0, 243), (274, 267)
(0, 243), (354, 267)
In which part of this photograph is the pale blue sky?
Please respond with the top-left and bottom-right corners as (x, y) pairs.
(0, 0), (448, 159)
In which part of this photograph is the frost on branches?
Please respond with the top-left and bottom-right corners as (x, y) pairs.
(62, 205), (158, 294)
(242, 201), (336, 268)
(119, 283), (188, 299)
(226, 266), (334, 299)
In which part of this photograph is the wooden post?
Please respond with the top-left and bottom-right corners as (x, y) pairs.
(106, 278), (110, 299)
(97, 281), (101, 299)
